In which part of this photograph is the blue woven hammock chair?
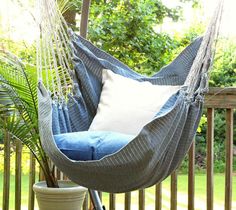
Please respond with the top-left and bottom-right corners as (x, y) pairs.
(37, 0), (223, 199)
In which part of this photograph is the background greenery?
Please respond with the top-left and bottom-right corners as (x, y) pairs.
(0, 0), (235, 174)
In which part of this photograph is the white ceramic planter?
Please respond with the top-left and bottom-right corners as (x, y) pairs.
(33, 180), (87, 210)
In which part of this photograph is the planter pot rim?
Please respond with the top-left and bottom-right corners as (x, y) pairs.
(33, 180), (87, 194)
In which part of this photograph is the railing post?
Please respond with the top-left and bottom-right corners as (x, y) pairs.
(171, 171), (177, 210)
(125, 192), (131, 210)
(28, 152), (36, 210)
(139, 189), (145, 210)
(109, 193), (116, 210)
(15, 140), (22, 210)
(188, 142), (195, 210)
(2, 129), (10, 210)
(225, 108), (233, 210)
(206, 108), (214, 210)
(155, 183), (162, 210)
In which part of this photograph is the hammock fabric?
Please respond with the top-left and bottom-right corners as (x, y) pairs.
(37, 0), (223, 193)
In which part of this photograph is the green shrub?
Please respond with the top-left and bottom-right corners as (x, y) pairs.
(86, 0), (200, 76)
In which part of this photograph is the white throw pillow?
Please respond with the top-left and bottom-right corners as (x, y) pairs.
(89, 69), (180, 135)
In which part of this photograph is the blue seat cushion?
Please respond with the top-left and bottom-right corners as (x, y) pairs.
(54, 131), (134, 161)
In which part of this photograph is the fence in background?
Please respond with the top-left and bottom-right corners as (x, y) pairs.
(1, 87), (235, 210)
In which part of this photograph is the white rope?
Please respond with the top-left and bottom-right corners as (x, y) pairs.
(48, 0), (74, 61)
(184, 0), (224, 97)
(41, 0), (58, 96)
(203, 0), (225, 91)
(43, 0), (63, 97)
(43, 31), (50, 90)
(36, 0), (42, 81)
(44, 0), (68, 94)
(37, 0), (74, 99)
(45, 28), (56, 95)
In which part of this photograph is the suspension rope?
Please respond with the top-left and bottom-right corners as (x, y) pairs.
(37, 0), (74, 99)
(184, 0), (224, 97)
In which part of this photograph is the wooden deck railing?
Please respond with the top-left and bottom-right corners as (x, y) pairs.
(1, 87), (235, 210)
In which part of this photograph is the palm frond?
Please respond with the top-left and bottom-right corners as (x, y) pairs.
(57, 0), (74, 14)
(0, 51), (38, 133)
(0, 113), (54, 187)
(0, 41), (58, 187)
(0, 113), (40, 156)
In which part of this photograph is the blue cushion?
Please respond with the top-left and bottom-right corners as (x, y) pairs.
(54, 131), (134, 161)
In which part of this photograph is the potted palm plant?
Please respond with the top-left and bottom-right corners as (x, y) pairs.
(0, 49), (87, 210)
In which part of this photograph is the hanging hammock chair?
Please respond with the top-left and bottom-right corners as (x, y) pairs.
(37, 0), (223, 193)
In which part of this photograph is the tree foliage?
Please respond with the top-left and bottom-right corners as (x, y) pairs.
(210, 39), (236, 87)
(78, 0), (198, 75)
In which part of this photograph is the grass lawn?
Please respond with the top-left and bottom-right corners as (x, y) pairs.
(0, 173), (31, 210)
(0, 173), (235, 210)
